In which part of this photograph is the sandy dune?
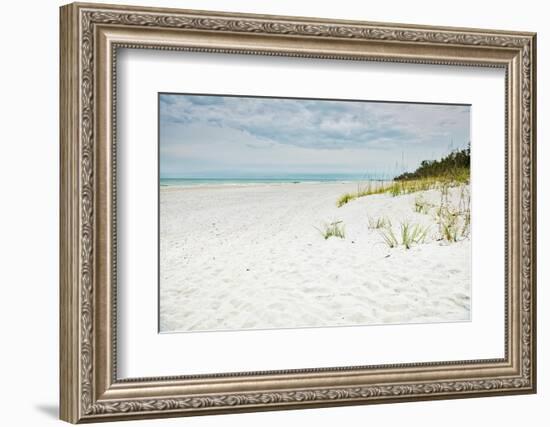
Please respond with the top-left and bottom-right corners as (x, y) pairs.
(159, 182), (471, 333)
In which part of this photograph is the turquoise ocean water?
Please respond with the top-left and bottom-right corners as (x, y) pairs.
(160, 174), (391, 187)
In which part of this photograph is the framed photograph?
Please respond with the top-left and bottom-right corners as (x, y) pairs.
(60, 2), (537, 423)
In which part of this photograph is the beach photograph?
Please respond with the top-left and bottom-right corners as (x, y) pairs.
(159, 93), (471, 333)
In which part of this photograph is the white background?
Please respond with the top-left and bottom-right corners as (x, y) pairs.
(118, 50), (504, 377)
(0, 0), (545, 426)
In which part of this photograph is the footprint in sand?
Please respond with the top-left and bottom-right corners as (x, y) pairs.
(363, 282), (380, 291)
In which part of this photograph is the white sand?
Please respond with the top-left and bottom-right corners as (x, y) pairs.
(160, 182), (471, 332)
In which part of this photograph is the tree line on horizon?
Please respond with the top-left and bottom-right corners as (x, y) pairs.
(394, 143), (470, 181)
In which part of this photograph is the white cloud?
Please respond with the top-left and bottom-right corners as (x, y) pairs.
(159, 94), (470, 177)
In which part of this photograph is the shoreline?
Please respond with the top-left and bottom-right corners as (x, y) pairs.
(159, 179), (391, 191)
(159, 180), (376, 192)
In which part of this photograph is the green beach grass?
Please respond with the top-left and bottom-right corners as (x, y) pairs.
(315, 220), (346, 240)
(336, 145), (470, 207)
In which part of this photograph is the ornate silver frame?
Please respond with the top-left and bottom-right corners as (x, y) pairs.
(60, 2), (537, 423)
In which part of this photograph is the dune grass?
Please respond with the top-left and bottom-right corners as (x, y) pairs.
(379, 221), (430, 249)
(414, 195), (431, 214)
(385, 172), (468, 197)
(461, 210), (471, 238)
(337, 168), (469, 207)
(434, 185), (471, 242)
(316, 220), (346, 240)
(439, 210), (459, 242)
(337, 144), (469, 207)
(400, 222), (430, 249)
(378, 227), (398, 248)
(337, 181), (393, 207)
(458, 185), (471, 238)
(337, 192), (357, 207)
(357, 182), (391, 197)
(368, 215), (391, 230)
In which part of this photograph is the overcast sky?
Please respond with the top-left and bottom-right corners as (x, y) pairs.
(159, 93), (470, 178)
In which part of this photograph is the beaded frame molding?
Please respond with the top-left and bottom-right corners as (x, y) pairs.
(60, 2), (536, 423)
